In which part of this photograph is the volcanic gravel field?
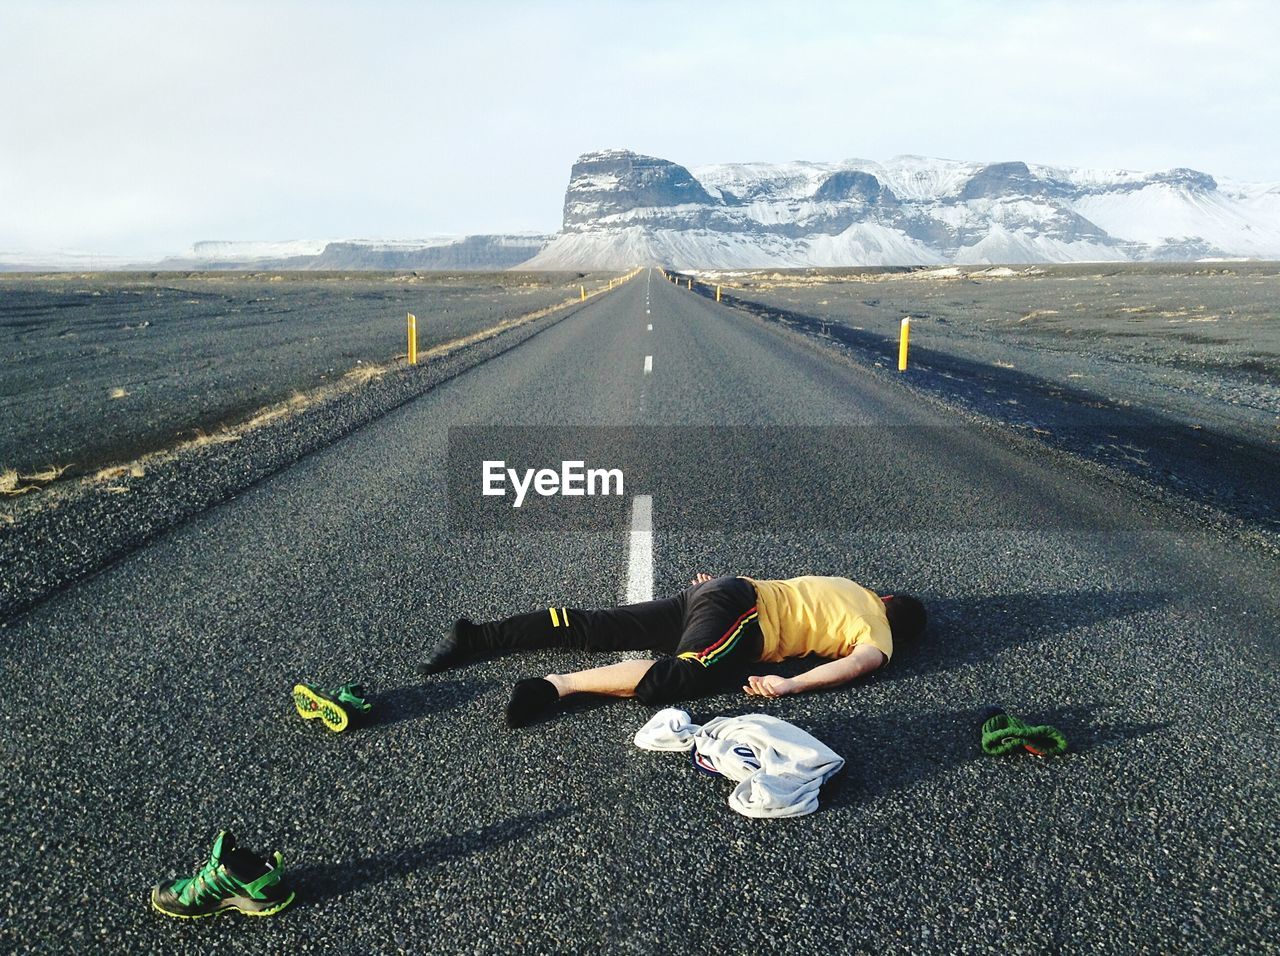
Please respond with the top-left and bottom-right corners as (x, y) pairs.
(0, 271), (616, 478)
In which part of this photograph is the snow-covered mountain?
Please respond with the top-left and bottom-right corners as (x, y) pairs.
(527, 150), (1280, 268)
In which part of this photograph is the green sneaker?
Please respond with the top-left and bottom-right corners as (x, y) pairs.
(150, 831), (295, 919)
(293, 681), (372, 733)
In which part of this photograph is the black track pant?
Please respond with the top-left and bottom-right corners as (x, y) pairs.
(471, 576), (763, 705)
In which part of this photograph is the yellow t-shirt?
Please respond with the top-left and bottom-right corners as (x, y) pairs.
(745, 576), (893, 664)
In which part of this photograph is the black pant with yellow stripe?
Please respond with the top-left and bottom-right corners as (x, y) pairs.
(471, 576), (763, 705)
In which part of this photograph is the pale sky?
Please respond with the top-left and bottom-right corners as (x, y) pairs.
(2, 0), (1277, 257)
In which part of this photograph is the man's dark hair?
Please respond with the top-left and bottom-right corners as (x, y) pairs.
(884, 594), (927, 644)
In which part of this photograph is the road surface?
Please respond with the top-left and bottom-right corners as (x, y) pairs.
(2, 269), (1276, 953)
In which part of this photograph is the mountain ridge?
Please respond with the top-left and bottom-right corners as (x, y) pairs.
(527, 149), (1280, 269)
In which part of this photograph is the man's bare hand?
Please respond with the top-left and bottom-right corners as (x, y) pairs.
(743, 675), (797, 698)
(689, 572), (715, 585)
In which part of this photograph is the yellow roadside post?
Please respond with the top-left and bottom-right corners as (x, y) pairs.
(408, 313), (418, 366)
(687, 278), (692, 290)
(716, 285), (721, 302)
(580, 285), (586, 301)
(898, 317), (910, 371)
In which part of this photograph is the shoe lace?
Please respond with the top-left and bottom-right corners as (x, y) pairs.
(175, 856), (235, 906)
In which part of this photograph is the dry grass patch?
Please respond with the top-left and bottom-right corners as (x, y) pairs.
(22, 465), (69, 483)
(343, 363), (389, 384)
(186, 427), (242, 449)
(0, 469), (28, 496)
(92, 463), (145, 482)
(2, 464), (71, 496)
(244, 392), (312, 430)
(109, 387), (129, 399)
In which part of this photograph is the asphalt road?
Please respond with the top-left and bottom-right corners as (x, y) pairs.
(1, 269), (1276, 954)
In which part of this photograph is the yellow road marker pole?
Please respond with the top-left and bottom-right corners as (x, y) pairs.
(580, 285), (586, 301)
(716, 285), (721, 302)
(898, 317), (910, 371)
(687, 278), (692, 290)
(408, 313), (418, 366)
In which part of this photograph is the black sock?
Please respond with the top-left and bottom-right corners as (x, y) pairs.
(418, 619), (476, 677)
(505, 678), (559, 728)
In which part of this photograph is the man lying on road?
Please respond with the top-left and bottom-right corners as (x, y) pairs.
(419, 573), (927, 727)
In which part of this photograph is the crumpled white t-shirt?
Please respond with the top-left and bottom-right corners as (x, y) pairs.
(634, 707), (845, 818)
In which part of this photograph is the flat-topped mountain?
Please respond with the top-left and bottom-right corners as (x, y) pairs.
(528, 150), (1280, 268)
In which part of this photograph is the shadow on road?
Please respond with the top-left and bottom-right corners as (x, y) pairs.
(883, 589), (1168, 680)
(806, 705), (1172, 810)
(289, 806), (577, 906)
(371, 677), (495, 728)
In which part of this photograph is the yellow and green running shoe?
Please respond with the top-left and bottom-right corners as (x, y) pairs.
(150, 831), (295, 919)
(292, 681), (372, 733)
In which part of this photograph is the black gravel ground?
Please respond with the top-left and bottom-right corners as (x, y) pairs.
(699, 264), (1280, 546)
(1, 270), (1276, 953)
(0, 271), (617, 477)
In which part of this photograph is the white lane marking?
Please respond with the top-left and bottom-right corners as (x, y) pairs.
(626, 495), (654, 604)
(646, 323), (652, 331)
(644, 355), (653, 374)
(646, 309), (650, 314)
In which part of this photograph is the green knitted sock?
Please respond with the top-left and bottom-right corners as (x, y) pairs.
(981, 707), (1067, 757)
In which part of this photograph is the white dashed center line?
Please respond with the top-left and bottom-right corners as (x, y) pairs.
(626, 495), (654, 603)
(646, 324), (653, 331)
(643, 355), (653, 374)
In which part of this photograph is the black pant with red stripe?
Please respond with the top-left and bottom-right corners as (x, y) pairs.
(469, 576), (763, 705)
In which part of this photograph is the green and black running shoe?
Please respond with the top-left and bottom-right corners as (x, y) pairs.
(293, 681), (372, 733)
(150, 831), (295, 919)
